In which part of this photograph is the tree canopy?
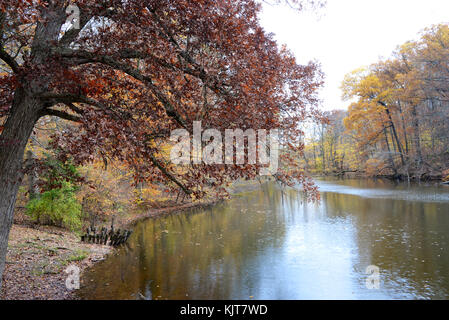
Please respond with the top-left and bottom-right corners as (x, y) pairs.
(304, 24), (449, 179)
(0, 0), (324, 288)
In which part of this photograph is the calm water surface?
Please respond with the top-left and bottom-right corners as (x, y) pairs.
(79, 179), (449, 300)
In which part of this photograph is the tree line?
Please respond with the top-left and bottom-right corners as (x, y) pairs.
(304, 24), (449, 181)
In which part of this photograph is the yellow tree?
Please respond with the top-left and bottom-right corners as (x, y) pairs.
(342, 68), (403, 175)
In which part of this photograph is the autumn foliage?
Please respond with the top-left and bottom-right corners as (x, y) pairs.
(304, 24), (449, 180)
(0, 0), (324, 286)
(2, 0), (324, 195)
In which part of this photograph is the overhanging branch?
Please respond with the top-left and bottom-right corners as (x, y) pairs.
(149, 154), (192, 195)
(56, 48), (188, 128)
(42, 108), (82, 122)
(0, 47), (19, 73)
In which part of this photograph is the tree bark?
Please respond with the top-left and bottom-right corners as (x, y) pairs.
(380, 101), (405, 166)
(0, 89), (41, 288)
(410, 104), (423, 166)
(383, 127), (397, 176)
(26, 150), (39, 200)
(0, 3), (65, 288)
(398, 101), (409, 156)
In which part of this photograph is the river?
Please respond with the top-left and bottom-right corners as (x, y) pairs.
(78, 178), (449, 300)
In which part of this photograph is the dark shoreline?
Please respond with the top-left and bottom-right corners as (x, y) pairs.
(313, 172), (444, 183)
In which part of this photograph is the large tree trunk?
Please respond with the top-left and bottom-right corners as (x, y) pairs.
(0, 3), (68, 289)
(0, 89), (40, 289)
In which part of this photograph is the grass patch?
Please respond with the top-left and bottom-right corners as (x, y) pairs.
(66, 249), (88, 262)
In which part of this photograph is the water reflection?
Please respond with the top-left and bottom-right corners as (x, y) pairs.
(79, 179), (449, 300)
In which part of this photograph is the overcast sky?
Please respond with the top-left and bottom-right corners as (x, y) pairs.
(259, 0), (449, 111)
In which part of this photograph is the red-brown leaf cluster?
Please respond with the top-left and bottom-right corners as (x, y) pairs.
(1, 0), (325, 198)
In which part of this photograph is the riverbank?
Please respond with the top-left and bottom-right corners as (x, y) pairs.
(0, 224), (111, 300)
(0, 180), (264, 300)
(0, 201), (218, 300)
(0, 203), (216, 300)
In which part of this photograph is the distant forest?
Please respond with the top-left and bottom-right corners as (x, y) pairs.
(304, 24), (449, 181)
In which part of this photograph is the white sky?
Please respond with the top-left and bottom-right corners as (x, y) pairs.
(259, 0), (449, 111)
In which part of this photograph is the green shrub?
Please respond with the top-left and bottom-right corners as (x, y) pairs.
(66, 249), (88, 262)
(26, 181), (82, 231)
